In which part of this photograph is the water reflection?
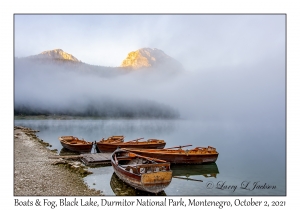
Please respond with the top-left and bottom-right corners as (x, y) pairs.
(110, 172), (167, 196)
(171, 163), (219, 179)
(109, 164), (219, 196)
(59, 144), (98, 155)
(14, 119), (178, 153)
(59, 147), (80, 156)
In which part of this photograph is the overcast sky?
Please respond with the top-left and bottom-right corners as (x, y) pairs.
(14, 14), (285, 71)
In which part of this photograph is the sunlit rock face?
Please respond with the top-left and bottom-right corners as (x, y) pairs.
(121, 48), (183, 71)
(30, 49), (80, 62)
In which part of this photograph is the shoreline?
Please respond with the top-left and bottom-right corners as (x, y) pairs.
(14, 126), (103, 196)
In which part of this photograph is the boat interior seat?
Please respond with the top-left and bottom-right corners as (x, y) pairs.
(123, 165), (139, 174)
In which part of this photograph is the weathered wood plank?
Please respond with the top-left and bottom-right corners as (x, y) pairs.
(80, 153), (112, 166)
(48, 153), (112, 166)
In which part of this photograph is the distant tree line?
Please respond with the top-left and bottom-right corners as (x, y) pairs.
(14, 101), (180, 119)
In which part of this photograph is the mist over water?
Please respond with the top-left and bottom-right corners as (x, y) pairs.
(14, 59), (182, 118)
(14, 54), (285, 126)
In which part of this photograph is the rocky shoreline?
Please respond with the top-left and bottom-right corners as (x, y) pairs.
(14, 126), (103, 196)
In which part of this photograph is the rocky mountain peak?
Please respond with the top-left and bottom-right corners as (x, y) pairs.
(120, 48), (179, 69)
(31, 49), (80, 62)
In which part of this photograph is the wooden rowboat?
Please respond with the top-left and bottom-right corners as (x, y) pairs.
(111, 148), (172, 194)
(95, 136), (166, 153)
(58, 136), (93, 153)
(123, 145), (219, 164)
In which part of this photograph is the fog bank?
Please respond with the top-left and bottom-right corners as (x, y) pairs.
(14, 56), (285, 125)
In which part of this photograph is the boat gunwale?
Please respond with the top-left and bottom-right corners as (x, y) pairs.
(59, 136), (93, 145)
(122, 148), (219, 156)
(97, 139), (165, 145)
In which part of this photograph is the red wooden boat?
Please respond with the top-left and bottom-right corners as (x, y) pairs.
(58, 136), (93, 153)
(95, 136), (166, 153)
(111, 148), (172, 194)
(123, 145), (219, 164)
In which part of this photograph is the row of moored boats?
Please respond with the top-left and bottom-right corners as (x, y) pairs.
(58, 135), (219, 194)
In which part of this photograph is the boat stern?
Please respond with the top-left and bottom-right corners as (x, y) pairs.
(141, 171), (172, 193)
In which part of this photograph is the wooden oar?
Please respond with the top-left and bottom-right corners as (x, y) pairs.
(173, 176), (203, 182)
(133, 153), (168, 163)
(165, 145), (193, 150)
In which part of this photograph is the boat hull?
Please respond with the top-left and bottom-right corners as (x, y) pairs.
(123, 149), (219, 164)
(60, 141), (93, 153)
(96, 142), (166, 153)
(110, 172), (167, 196)
(112, 163), (172, 193)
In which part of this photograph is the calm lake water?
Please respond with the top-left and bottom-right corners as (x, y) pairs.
(14, 118), (286, 196)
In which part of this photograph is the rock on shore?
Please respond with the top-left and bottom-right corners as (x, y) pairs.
(14, 126), (103, 196)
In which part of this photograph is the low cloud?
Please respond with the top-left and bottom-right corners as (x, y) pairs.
(14, 55), (285, 126)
